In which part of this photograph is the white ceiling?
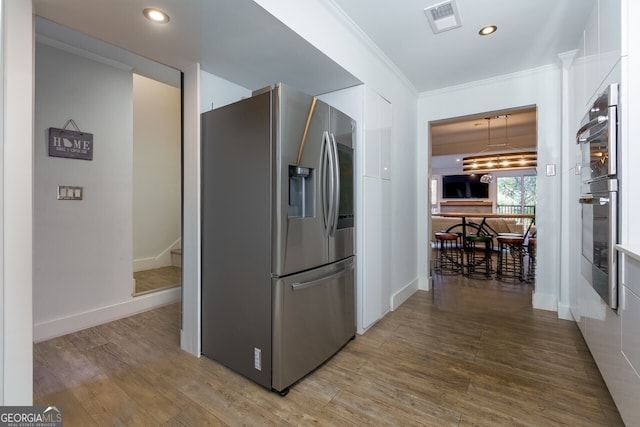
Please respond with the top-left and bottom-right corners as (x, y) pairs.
(334, 0), (594, 92)
(430, 106), (537, 170)
(32, 0), (594, 168)
(431, 106), (537, 152)
(33, 0), (595, 94)
(33, 0), (362, 95)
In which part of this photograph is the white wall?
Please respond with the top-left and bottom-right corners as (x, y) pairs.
(418, 66), (563, 311)
(2, 0), (33, 405)
(0, 0), (4, 403)
(33, 42), (179, 342)
(133, 74), (181, 271)
(254, 0), (419, 303)
(34, 41), (132, 323)
(200, 70), (252, 112)
(181, 64), (201, 356)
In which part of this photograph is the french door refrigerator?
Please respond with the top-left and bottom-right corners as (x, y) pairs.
(201, 83), (356, 394)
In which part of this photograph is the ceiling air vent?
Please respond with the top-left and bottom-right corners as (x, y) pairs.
(424, 0), (462, 34)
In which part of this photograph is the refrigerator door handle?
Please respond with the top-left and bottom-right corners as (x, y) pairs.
(330, 133), (340, 236)
(326, 132), (336, 235)
(320, 131), (332, 237)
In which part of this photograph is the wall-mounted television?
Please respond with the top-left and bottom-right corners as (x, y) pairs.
(442, 174), (489, 199)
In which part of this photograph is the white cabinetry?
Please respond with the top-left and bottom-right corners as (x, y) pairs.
(363, 89), (392, 180)
(608, 247), (640, 425)
(580, 0), (622, 107)
(362, 177), (383, 323)
(569, 2), (640, 424)
(621, 251), (640, 384)
(361, 88), (392, 330)
(598, 0), (622, 84)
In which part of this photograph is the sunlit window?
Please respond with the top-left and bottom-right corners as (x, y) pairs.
(496, 175), (536, 215)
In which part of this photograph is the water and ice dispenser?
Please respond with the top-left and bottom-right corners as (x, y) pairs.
(288, 166), (315, 218)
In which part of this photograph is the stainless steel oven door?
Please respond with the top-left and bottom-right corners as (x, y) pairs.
(579, 180), (618, 310)
(576, 83), (618, 184)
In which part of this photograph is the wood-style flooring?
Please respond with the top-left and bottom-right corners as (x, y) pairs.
(33, 275), (623, 426)
(133, 266), (181, 295)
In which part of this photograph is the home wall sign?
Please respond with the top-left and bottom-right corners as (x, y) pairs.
(48, 119), (94, 160)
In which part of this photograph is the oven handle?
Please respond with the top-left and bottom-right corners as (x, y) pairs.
(576, 115), (608, 143)
(579, 196), (610, 205)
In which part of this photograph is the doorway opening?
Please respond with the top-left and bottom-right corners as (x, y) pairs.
(429, 106), (538, 291)
(132, 74), (182, 296)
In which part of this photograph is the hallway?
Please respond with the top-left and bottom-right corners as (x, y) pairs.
(33, 277), (622, 425)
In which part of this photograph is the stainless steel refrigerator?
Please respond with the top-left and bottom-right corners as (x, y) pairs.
(201, 83), (356, 395)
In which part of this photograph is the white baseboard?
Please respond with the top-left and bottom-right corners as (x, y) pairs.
(134, 238), (182, 272)
(34, 287), (181, 342)
(557, 302), (573, 321)
(391, 277), (419, 311)
(418, 275), (431, 291)
(532, 291), (558, 312)
(133, 256), (162, 272)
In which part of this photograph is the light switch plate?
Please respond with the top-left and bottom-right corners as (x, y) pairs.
(546, 164), (556, 176)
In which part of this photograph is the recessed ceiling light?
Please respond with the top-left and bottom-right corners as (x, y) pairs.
(479, 25), (497, 36)
(143, 8), (170, 24)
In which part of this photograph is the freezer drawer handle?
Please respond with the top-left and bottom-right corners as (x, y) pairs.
(291, 267), (353, 291)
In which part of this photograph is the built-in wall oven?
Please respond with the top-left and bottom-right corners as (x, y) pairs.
(576, 83), (619, 310)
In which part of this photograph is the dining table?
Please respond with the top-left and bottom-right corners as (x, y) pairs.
(433, 212), (536, 249)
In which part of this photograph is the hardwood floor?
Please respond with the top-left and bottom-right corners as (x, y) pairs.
(133, 266), (181, 295)
(34, 275), (624, 426)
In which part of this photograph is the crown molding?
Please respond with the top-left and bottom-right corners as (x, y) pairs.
(418, 63), (560, 99)
(36, 34), (132, 72)
(323, 0), (418, 96)
(35, 17), (180, 88)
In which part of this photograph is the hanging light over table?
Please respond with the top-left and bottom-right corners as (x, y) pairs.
(462, 115), (537, 173)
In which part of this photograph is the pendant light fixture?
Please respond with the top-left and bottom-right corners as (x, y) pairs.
(462, 115), (537, 173)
